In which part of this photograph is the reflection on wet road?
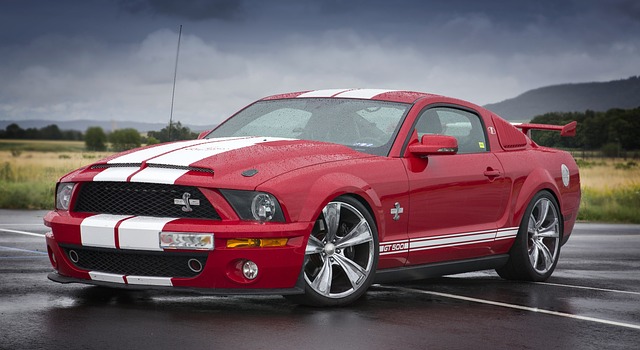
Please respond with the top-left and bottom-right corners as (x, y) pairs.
(1, 210), (638, 349)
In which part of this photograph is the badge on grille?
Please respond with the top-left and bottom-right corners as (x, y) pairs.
(174, 192), (200, 212)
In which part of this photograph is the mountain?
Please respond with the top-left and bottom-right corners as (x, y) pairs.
(0, 119), (216, 133)
(3, 76), (639, 129)
(484, 76), (640, 121)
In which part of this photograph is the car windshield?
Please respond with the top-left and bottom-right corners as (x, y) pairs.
(208, 98), (410, 156)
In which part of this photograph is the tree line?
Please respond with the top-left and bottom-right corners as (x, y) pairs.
(529, 106), (640, 155)
(1, 122), (199, 152)
(0, 123), (83, 141)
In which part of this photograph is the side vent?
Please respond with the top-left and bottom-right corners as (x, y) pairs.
(492, 115), (527, 151)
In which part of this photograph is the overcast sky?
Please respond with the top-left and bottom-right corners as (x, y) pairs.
(1, 0), (639, 126)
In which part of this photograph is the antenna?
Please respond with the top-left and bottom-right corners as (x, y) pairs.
(169, 24), (182, 142)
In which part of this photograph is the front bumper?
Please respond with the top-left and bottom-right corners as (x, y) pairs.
(44, 211), (312, 292)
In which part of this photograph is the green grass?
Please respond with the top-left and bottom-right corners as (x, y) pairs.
(0, 181), (54, 210)
(577, 185), (640, 223)
(0, 139), (86, 153)
(1, 141), (640, 224)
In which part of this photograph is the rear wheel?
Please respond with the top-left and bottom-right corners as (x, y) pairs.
(286, 196), (378, 306)
(497, 191), (562, 281)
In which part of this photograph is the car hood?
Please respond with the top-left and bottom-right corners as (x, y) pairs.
(70, 137), (374, 189)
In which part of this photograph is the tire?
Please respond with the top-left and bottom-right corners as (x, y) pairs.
(286, 196), (379, 306)
(496, 191), (562, 281)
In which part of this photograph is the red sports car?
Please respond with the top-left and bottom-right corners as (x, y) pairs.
(44, 89), (581, 306)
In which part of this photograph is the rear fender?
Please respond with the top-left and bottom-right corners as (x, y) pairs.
(512, 168), (562, 229)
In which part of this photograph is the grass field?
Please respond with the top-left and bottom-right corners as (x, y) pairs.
(0, 139), (87, 153)
(1, 140), (639, 223)
(0, 147), (110, 209)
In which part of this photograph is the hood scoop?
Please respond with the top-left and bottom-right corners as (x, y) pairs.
(91, 163), (214, 175)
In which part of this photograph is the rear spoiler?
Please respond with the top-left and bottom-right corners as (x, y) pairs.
(513, 121), (577, 137)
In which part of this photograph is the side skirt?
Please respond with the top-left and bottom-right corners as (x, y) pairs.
(373, 254), (509, 284)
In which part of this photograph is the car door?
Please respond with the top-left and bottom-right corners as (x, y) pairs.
(402, 106), (511, 265)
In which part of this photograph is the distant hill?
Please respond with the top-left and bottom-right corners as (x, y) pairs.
(484, 76), (640, 121)
(0, 119), (216, 133)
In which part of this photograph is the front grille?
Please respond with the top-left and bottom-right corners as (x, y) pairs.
(62, 245), (208, 278)
(74, 182), (220, 219)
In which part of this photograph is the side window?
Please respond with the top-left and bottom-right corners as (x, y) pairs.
(415, 107), (488, 154)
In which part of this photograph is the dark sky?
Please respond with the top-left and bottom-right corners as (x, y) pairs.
(1, 0), (639, 125)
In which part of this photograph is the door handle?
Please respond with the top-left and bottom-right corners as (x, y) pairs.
(484, 168), (501, 178)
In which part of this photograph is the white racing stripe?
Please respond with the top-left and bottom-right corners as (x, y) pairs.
(378, 286), (640, 331)
(80, 214), (131, 249)
(93, 166), (140, 182)
(127, 136), (291, 184)
(117, 216), (176, 251)
(129, 167), (191, 185)
(381, 227), (519, 255)
(146, 136), (290, 167)
(410, 231), (496, 251)
(297, 89), (352, 98)
(127, 276), (173, 286)
(335, 89), (398, 99)
(89, 271), (125, 284)
(496, 227), (519, 240)
(106, 139), (214, 164)
(89, 272), (172, 286)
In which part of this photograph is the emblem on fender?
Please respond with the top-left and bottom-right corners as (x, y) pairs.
(174, 192), (200, 212)
(390, 202), (404, 221)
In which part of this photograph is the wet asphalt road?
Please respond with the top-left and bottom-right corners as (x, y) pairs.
(0, 210), (639, 350)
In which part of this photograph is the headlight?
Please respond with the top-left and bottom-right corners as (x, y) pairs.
(220, 190), (285, 222)
(56, 183), (75, 210)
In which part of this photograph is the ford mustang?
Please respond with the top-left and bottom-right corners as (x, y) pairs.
(44, 89), (581, 306)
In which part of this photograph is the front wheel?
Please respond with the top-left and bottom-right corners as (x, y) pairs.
(286, 196), (379, 306)
(496, 191), (562, 281)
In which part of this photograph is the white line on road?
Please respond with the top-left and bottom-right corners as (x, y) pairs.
(378, 286), (640, 331)
(0, 245), (48, 255)
(534, 281), (640, 296)
(0, 223), (44, 226)
(0, 228), (46, 238)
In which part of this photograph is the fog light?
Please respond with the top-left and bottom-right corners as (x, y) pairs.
(68, 249), (79, 263)
(242, 260), (258, 280)
(160, 232), (214, 250)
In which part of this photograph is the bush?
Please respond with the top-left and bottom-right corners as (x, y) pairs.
(10, 149), (22, 157)
(85, 126), (107, 151)
(109, 128), (141, 152)
(601, 142), (622, 158)
(614, 161), (638, 170)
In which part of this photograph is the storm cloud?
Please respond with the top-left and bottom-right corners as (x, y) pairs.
(0, 0), (638, 125)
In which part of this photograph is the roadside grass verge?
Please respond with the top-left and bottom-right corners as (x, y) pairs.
(1, 141), (639, 223)
(578, 185), (640, 223)
(0, 139), (86, 153)
(1, 149), (111, 210)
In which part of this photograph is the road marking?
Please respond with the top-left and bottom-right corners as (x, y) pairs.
(534, 281), (640, 296)
(0, 245), (48, 255)
(0, 228), (46, 238)
(377, 286), (640, 331)
(0, 223), (44, 226)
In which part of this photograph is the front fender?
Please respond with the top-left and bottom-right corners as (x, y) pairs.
(256, 158), (409, 241)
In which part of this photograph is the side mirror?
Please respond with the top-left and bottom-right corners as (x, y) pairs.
(197, 130), (212, 139)
(408, 134), (458, 157)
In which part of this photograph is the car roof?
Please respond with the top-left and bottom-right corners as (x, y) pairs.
(260, 89), (443, 104)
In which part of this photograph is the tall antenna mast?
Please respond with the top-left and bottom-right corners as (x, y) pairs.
(169, 24), (182, 142)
